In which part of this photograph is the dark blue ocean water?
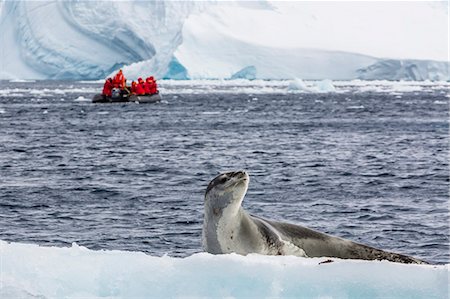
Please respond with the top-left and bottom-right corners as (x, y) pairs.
(0, 80), (448, 264)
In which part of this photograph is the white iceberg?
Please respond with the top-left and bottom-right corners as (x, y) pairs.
(0, 1), (448, 81)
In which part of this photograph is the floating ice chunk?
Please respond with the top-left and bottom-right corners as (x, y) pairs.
(288, 78), (336, 93)
(347, 105), (365, 109)
(314, 79), (336, 92)
(74, 96), (90, 102)
(288, 78), (314, 92)
(0, 240), (447, 299)
(202, 111), (221, 115)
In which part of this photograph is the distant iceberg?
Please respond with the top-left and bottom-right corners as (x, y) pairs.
(0, 1), (448, 81)
(357, 59), (450, 81)
(0, 240), (447, 299)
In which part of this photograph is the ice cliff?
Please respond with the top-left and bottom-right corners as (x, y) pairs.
(0, 1), (200, 80)
(0, 1), (448, 81)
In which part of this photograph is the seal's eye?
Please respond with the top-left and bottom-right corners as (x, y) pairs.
(218, 177), (228, 184)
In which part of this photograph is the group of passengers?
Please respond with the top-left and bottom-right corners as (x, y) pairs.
(102, 69), (159, 98)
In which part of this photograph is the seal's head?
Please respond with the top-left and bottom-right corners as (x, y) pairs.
(204, 170), (249, 214)
(203, 171), (249, 253)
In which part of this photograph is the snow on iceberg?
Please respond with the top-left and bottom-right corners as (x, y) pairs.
(174, 1), (449, 81)
(0, 240), (447, 299)
(175, 12), (377, 80)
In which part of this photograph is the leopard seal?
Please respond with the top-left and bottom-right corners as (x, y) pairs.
(202, 170), (427, 264)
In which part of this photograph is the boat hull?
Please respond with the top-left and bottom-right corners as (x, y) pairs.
(92, 93), (162, 104)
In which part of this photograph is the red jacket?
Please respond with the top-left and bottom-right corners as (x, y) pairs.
(102, 79), (113, 97)
(144, 80), (152, 94)
(145, 78), (157, 94)
(131, 82), (137, 94)
(135, 83), (145, 95)
(150, 81), (158, 94)
(114, 71), (126, 88)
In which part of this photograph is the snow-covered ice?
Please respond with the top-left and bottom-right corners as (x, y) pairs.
(0, 240), (447, 299)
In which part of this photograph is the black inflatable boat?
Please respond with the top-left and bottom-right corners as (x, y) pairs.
(92, 93), (162, 104)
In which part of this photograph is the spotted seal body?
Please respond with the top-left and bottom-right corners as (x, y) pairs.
(202, 171), (427, 264)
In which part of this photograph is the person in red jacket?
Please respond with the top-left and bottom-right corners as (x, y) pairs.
(144, 77), (152, 95)
(113, 69), (126, 89)
(112, 72), (119, 87)
(130, 81), (137, 94)
(149, 76), (158, 94)
(102, 78), (113, 97)
(135, 78), (145, 95)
